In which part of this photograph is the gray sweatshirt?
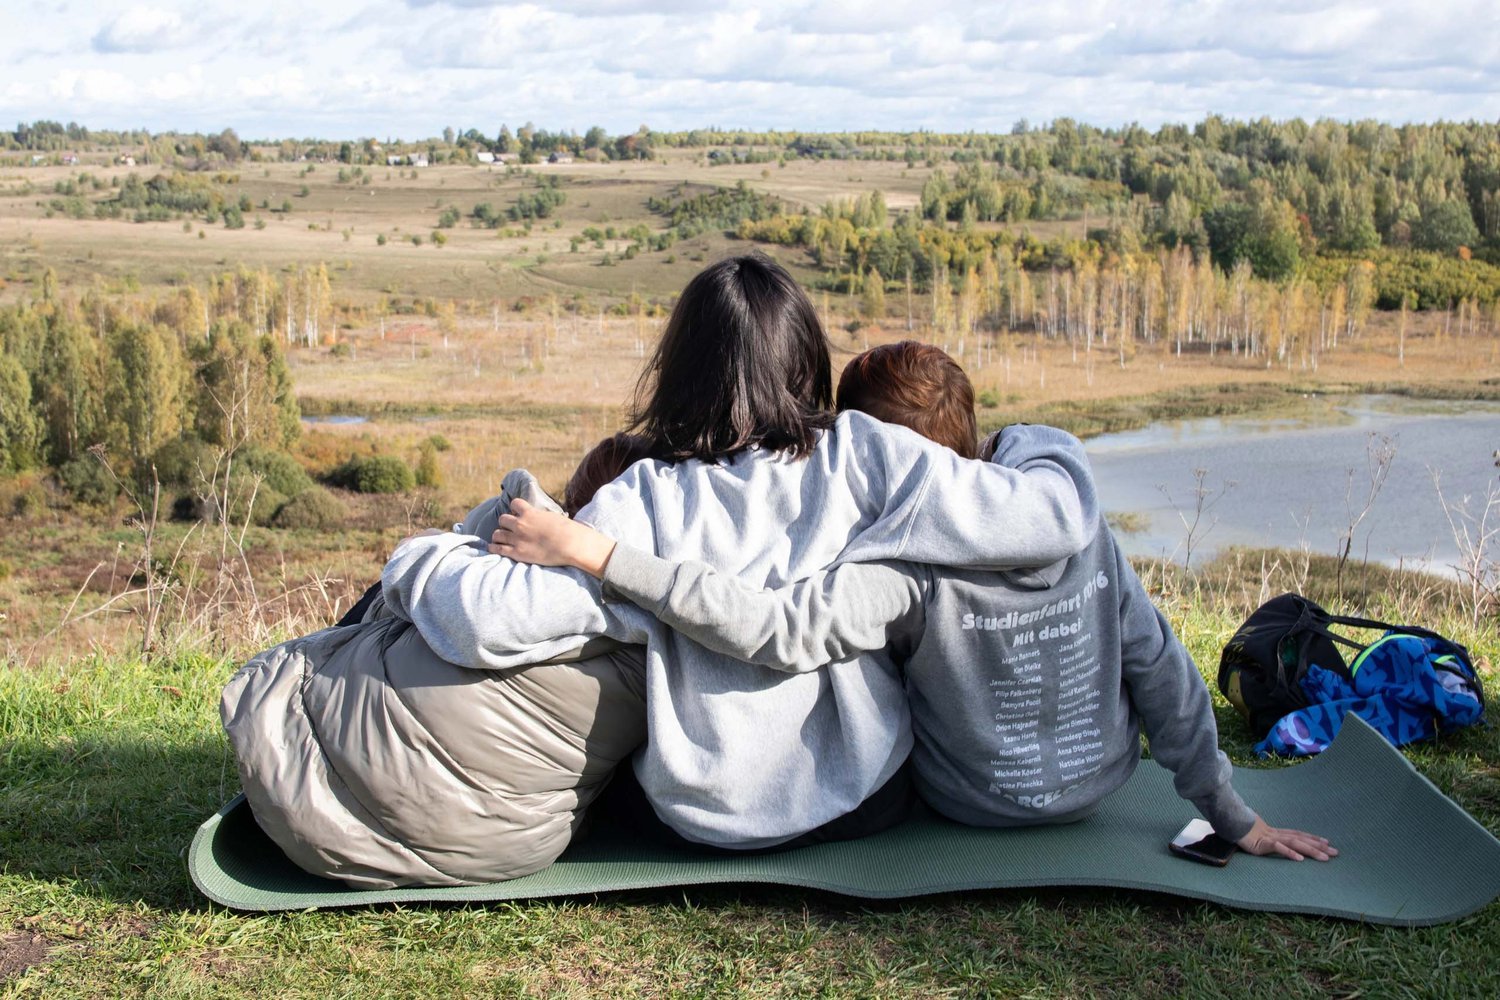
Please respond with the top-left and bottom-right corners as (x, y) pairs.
(380, 412), (1098, 848)
(598, 521), (1256, 841)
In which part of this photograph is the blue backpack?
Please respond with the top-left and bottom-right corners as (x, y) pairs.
(1254, 624), (1485, 758)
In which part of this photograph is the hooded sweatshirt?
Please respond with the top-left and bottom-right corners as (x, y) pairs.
(379, 413), (1098, 848)
(595, 506), (1256, 840)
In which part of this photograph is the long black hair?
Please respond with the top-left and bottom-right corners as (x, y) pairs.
(628, 253), (834, 462)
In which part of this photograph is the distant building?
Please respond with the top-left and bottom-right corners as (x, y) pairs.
(62, 153), (79, 166)
(410, 154), (429, 168)
(387, 155), (404, 166)
(495, 152), (520, 164)
(547, 151), (574, 164)
(118, 154), (136, 167)
(475, 151), (495, 164)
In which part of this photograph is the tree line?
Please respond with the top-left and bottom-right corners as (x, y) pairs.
(0, 271), (302, 507)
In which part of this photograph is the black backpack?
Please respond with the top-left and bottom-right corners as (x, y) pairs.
(1217, 592), (1457, 738)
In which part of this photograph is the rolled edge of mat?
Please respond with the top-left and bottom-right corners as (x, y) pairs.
(187, 794), (248, 909)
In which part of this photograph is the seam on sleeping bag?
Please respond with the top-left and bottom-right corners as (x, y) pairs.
(295, 626), (459, 884)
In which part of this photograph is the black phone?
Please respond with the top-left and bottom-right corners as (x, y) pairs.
(1169, 819), (1237, 867)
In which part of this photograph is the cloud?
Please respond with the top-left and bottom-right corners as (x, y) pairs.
(0, 0), (1494, 138)
(405, 0), (711, 14)
(92, 5), (199, 54)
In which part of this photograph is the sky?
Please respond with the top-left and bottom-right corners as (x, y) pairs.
(1, 0), (1497, 140)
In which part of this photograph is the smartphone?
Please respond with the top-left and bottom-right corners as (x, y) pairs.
(1169, 819), (1237, 867)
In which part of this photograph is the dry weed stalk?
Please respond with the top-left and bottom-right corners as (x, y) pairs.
(1433, 469), (1500, 628)
(1335, 432), (1396, 605)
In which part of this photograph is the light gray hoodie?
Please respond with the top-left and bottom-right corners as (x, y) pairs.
(598, 521), (1257, 840)
(380, 412), (1098, 848)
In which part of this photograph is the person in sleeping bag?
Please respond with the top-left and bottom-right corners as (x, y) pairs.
(378, 254), (1101, 852)
(493, 341), (1336, 862)
(221, 434), (653, 888)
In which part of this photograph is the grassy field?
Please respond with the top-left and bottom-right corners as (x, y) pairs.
(2, 565), (1497, 997)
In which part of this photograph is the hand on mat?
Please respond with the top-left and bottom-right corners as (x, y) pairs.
(491, 497), (618, 578)
(1236, 817), (1337, 861)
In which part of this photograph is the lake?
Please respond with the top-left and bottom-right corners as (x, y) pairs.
(1086, 394), (1500, 573)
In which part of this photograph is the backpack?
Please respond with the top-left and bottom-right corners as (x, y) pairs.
(1255, 631), (1486, 756)
(1217, 593), (1482, 740)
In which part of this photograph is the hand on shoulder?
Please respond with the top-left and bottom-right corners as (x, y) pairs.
(490, 498), (618, 578)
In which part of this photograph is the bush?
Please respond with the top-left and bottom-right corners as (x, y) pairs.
(58, 456), (117, 506)
(415, 441), (442, 488)
(2, 474), (49, 518)
(150, 437), (216, 488)
(271, 486), (347, 530)
(237, 446), (313, 497)
(219, 473), (286, 527)
(333, 454), (414, 493)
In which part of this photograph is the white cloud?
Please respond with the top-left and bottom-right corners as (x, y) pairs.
(0, 0), (1493, 138)
(92, 5), (197, 53)
(49, 68), (139, 104)
(145, 65), (204, 102)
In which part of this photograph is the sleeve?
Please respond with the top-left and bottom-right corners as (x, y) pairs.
(845, 419), (1101, 572)
(602, 543), (927, 672)
(379, 530), (650, 670)
(1112, 544), (1257, 841)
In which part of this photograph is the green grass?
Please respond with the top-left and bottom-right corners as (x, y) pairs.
(3, 596), (1500, 997)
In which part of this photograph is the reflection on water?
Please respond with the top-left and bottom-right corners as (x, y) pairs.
(1087, 395), (1500, 572)
(300, 414), (369, 425)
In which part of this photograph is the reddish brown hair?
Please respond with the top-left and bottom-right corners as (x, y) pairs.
(564, 433), (653, 516)
(835, 341), (977, 458)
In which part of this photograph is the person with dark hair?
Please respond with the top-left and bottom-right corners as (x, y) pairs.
(629, 253), (833, 461)
(495, 342), (1334, 862)
(378, 253), (1101, 851)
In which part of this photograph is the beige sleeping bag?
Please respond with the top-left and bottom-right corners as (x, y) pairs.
(222, 472), (645, 887)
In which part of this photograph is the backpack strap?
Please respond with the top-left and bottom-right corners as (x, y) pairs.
(1320, 611), (1404, 633)
(1295, 618), (1369, 652)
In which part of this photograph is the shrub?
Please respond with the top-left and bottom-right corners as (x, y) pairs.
(977, 389), (1001, 409)
(333, 454), (414, 493)
(237, 446), (313, 497)
(425, 433), (452, 452)
(219, 473), (286, 527)
(2, 474), (49, 518)
(151, 437), (217, 488)
(415, 441), (442, 488)
(271, 486), (347, 530)
(58, 456), (117, 506)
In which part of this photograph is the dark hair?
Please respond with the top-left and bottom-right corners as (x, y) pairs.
(564, 433), (652, 516)
(628, 253), (834, 462)
(835, 341), (978, 459)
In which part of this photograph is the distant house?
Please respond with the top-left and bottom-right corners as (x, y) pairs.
(410, 155), (429, 168)
(475, 151), (495, 164)
(387, 155), (404, 166)
(495, 152), (520, 164)
(118, 154), (136, 167)
(62, 153), (79, 166)
(30, 154), (45, 165)
(547, 151), (574, 164)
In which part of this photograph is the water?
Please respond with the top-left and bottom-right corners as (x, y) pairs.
(1086, 394), (1500, 573)
(300, 414), (369, 425)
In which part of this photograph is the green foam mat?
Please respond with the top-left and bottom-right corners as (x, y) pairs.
(190, 716), (1500, 925)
